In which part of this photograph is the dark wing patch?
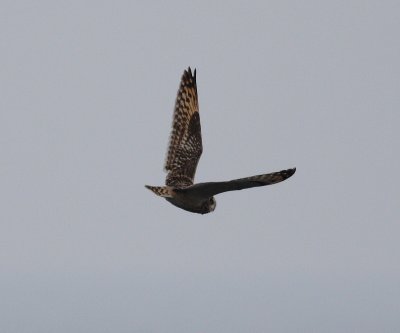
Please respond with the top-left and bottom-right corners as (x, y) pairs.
(164, 68), (203, 188)
(180, 168), (296, 197)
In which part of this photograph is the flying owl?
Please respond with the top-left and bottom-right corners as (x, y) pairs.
(145, 67), (295, 214)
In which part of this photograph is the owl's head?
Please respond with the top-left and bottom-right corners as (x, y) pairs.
(201, 197), (216, 214)
(209, 197), (216, 212)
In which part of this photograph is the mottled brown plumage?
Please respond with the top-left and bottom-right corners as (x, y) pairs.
(164, 68), (202, 188)
(145, 67), (296, 214)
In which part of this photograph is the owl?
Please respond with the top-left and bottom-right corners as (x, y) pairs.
(146, 67), (295, 214)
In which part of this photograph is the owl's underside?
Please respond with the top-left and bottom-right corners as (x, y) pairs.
(145, 67), (295, 214)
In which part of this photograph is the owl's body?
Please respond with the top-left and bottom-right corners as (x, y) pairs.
(145, 68), (295, 214)
(144, 184), (214, 214)
(166, 189), (216, 215)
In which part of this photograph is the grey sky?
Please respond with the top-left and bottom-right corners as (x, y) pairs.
(1, 1), (399, 332)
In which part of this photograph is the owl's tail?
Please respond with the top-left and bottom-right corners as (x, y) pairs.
(145, 185), (173, 198)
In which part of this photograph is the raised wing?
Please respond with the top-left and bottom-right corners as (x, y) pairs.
(180, 168), (296, 197)
(164, 67), (203, 188)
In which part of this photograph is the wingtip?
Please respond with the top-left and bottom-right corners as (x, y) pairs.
(280, 167), (296, 179)
(184, 66), (196, 78)
(181, 66), (197, 87)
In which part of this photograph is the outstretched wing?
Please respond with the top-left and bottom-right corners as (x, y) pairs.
(179, 168), (296, 197)
(164, 67), (203, 188)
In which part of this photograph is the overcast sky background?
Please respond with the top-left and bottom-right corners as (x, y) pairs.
(1, 1), (399, 332)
